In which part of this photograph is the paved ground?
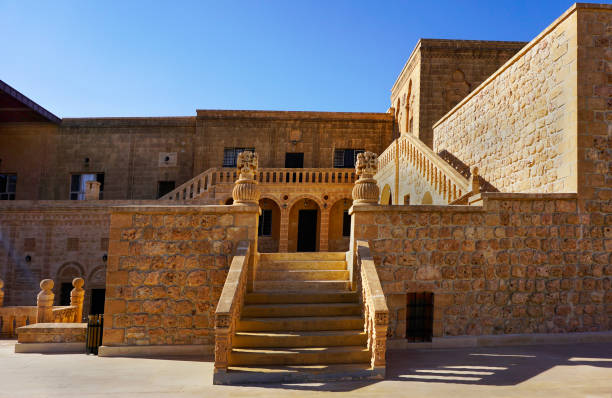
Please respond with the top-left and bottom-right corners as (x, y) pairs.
(0, 340), (611, 397)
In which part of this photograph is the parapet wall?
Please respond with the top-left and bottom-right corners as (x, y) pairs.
(102, 205), (259, 349)
(433, 5), (580, 193)
(351, 193), (611, 340)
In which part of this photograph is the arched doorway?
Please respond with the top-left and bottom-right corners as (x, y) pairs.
(422, 191), (433, 204)
(380, 184), (392, 205)
(55, 262), (84, 306)
(258, 198), (281, 253)
(88, 266), (106, 317)
(328, 198), (353, 251)
(288, 197), (321, 252)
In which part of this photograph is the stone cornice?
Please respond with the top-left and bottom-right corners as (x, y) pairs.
(196, 109), (393, 122)
(61, 117), (196, 128)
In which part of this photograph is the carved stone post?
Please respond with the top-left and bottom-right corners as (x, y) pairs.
(0, 278), (4, 307)
(373, 312), (389, 368)
(70, 277), (85, 322)
(37, 279), (54, 323)
(85, 181), (101, 200)
(214, 314), (231, 371)
(232, 151), (260, 205)
(470, 166), (481, 195)
(352, 151), (380, 205)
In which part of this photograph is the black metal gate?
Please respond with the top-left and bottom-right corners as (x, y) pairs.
(406, 292), (433, 342)
(86, 314), (104, 355)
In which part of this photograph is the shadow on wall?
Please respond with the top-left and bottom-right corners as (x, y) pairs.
(437, 150), (499, 192)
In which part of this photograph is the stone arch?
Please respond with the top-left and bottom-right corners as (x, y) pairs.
(286, 194), (325, 212)
(380, 184), (392, 205)
(288, 196), (321, 252)
(445, 68), (470, 108)
(87, 266), (106, 317)
(328, 197), (353, 251)
(55, 262), (85, 306)
(422, 191), (433, 205)
(258, 197), (281, 253)
(88, 266), (106, 287)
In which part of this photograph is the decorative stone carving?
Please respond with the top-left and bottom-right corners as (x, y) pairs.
(232, 151), (260, 205)
(85, 181), (101, 200)
(352, 151), (380, 205)
(70, 277), (85, 322)
(0, 278), (4, 307)
(470, 166), (481, 194)
(36, 279), (54, 323)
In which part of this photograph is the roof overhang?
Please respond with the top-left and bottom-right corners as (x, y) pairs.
(0, 80), (60, 124)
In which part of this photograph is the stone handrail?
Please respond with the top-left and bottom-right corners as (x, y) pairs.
(214, 240), (251, 372)
(52, 306), (78, 323)
(161, 167), (357, 201)
(378, 134), (475, 203)
(355, 240), (389, 369)
(0, 306), (37, 337)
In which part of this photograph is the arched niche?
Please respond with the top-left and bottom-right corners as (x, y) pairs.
(422, 191), (433, 205)
(258, 197), (281, 253)
(380, 184), (392, 205)
(328, 198), (353, 251)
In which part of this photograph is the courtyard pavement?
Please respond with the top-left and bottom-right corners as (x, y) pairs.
(0, 340), (610, 397)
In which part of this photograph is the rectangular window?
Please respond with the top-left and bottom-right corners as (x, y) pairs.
(157, 181), (176, 198)
(0, 174), (17, 200)
(333, 149), (364, 168)
(285, 153), (304, 168)
(342, 210), (351, 237)
(70, 173), (104, 200)
(223, 147), (255, 168)
(258, 209), (272, 236)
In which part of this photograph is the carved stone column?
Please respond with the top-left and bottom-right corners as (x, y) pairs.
(352, 151), (380, 205)
(85, 181), (101, 200)
(0, 278), (4, 307)
(70, 277), (85, 322)
(37, 279), (54, 323)
(232, 151), (260, 205)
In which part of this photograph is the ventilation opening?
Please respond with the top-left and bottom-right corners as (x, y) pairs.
(406, 292), (433, 342)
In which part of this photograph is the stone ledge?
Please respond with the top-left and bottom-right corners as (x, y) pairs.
(387, 331), (612, 350)
(15, 342), (85, 353)
(17, 323), (86, 344)
(111, 205), (260, 214)
(98, 344), (213, 358)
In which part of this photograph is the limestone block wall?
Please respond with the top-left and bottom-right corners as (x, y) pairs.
(102, 205), (258, 348)
(433, 8), (580, 193)
(351, 193), (611, 340)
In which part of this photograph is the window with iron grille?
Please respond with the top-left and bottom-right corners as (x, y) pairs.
(0, 174), (17, 200)
(70, 173), (104, 200)
(333, 149), (364, 168)
(258, 209), (272, 236)
(223, 147), (255, 168)
(342, 210), (351, 237)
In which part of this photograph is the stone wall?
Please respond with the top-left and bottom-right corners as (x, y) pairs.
(102, 205), (258, 348)
(433, 8), (579, 193)
(351, 193), (611, 340)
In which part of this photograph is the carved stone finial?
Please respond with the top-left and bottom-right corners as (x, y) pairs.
(37, 279), (55, 323)
(85, 181), (101, 200)
(71, 277), (85, 322)
(470, 166), (480, 194)
(352, 151), (380, 205)
(232, 151), (260, 205)
(0, 278), (4, 307)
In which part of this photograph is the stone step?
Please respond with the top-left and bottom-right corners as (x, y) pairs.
(259, 252), (346, 262)
(256, 270), (349, 281)
(254, 280), (350, 292)
(242, 302), (362, 318)
(237, 316), (363, 332)
(215, 363), (383, 384)
(233, 330), (367, 348)
(257, 260), (347, 271)
(245, 291), (358, 304)
(230, 346), (371, 366)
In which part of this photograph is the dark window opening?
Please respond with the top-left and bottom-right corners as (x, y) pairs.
(333, 149), (364, 168)
(223, 147), (255, 168)
(285, 153), (304, 168)
(342, 210), (351, 237)
(0, 174), (17, 200)
(59, 283), (72, 306)
(258, 209), (272, 236)
(157, 181), (176, 198)
(90, 289), (106, 315)
(70, 173), (104, 200)
(406, 292), (434, 342)
(404, 194), (410, 205)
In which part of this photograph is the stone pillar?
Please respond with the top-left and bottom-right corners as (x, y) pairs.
(278, 207), (290, 253)
(232, 151), (260, 206)
(70, 277), (85, 322)
(85, 181), (101, 200)
(36, 279), (54, 323)
(470, 166), (481, 194)
(352, 152), (380, 205)
(0, 278), (4, 307)
(319, 207), (330, 252)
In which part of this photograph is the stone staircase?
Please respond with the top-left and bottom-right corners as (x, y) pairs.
(215, 252), (384, 384)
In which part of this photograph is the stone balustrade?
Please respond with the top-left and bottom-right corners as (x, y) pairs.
(161, 167), (357, 201)
(214, 241), (251, 373)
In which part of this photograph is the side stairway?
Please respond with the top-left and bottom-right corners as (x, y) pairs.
(215, 252), (383, 384)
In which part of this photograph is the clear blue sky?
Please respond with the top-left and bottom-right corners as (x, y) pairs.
(0, 1), (587, 117)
